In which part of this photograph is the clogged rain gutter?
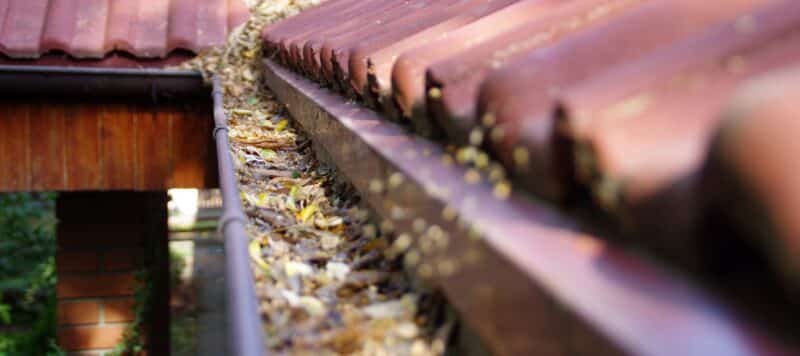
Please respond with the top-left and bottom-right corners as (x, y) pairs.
(211, 75), (266, 356)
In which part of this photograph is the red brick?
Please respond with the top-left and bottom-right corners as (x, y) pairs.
(103, 248), (144, 271)
(56, 250), (99, 272)
(57, 325), (127, 351)
(57, 301), (100, 325)
(57, 273), (138, 298)
(104, 298), (136, 323)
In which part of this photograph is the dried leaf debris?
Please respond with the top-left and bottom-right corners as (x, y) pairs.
(179, 1), (446, 354)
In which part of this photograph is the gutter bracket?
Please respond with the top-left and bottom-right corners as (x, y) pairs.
(218, 212), (248, 235)
(213, 125), (229, 139)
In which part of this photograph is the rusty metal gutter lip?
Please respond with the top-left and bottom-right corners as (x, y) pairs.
(261, 58), (792, 356)
(0, 64), (206, 98)
(0, 64), (200, 76)
(211, 75), (266, 356)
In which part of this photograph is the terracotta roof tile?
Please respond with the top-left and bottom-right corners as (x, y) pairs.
(1, 0), (50, 58)
(706, 66), (800, 288)
(388, 0), (573, 128)
(261, 0), (800, 287)
(0, 0), (248, 60)
(419, 0), (643, 142)
(346, 0), (521, 101)
(547, 0), (800, 242)
(475, 0), (771, 199)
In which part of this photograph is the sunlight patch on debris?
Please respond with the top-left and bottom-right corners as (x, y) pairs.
(177, 1), (445, 354)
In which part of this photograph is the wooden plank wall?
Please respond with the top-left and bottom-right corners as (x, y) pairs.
(0, 100), (217, 192)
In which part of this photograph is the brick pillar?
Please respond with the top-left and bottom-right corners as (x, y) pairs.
(55, 192), (169, 355)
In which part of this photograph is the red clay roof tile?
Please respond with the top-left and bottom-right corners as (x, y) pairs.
(261, 0), (800, 277)
(1, 0), (50, 58)
(0, 0), (248, 60)
(420, 0), (642, 143)
(707, 66), (800, 288)
(476, 0), (770, 200)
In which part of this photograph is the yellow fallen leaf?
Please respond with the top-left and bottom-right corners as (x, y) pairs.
(298, 203), (318, 222)
(275, 119), (288, 132)
(329, 224), (346, 235)
(261, 149), (276, 160)
(248, 239), (270, 272)
(298, 296), (326, 317)
(257, 192), (269, 206)
(241, 192), (259, 206)
(232, 109), (253, 115)
(315, 216), (343, 229)
(242, 68), (255, 82)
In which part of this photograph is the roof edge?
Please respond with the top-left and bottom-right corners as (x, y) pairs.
(0, 65), (208, 100)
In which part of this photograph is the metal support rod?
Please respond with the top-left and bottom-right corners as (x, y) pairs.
(212, 75), (266, 356)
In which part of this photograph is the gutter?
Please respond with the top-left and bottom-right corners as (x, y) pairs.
(0, 65), (207, 99)
(0, 64), (264, 355)
(211, 76), (265, 356)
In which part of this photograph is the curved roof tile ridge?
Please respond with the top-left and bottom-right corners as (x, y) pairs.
(0, 0), (248, 60)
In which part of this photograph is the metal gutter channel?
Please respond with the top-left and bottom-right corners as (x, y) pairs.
(261, 58), (794, 356)
(0, 65), (264, 356)
(211, 76), (265, 356)
(0, 65), (207, 99)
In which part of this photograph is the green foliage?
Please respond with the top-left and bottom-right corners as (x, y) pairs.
(0, 192), (61, 356)
(110, 269), (152, 356)
(170, 248), (188, 290)
(0, 294), (64, 356)
(0, 193), (57, 303)
(0, 299), (11, 325)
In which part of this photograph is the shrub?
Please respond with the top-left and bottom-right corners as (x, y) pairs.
(0, 193), (62, 356)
